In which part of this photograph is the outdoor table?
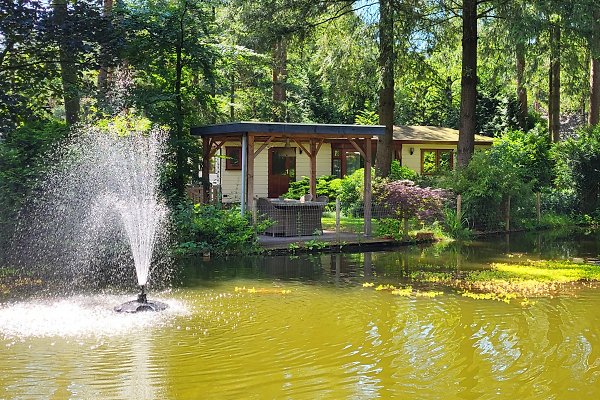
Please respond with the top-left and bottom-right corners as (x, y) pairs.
(269, 199), (326, 236)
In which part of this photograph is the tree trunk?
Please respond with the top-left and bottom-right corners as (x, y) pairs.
(549, 24), (561, 142)
(458, 0), (477, 167)
(375, 0), (394, 177)
(516, 42), (528, 129)
(591, 56), (600, 126)
(53, 0), (80, 125)
(97, 0), (114, 94)
(272, 37), (287, 122)
(173, 7), (187, 197)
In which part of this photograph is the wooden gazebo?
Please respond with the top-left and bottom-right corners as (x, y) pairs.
(190, 122), (384, 235)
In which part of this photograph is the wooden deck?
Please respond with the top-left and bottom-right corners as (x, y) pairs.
(259, 230), (409, 253)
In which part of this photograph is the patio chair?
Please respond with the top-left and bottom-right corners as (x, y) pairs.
(256, 198), (286, 236)
(300, 194), (313, 202)
(315, 195), (329, 204)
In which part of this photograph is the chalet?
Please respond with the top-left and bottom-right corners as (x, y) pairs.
(191, 122), (492, 205)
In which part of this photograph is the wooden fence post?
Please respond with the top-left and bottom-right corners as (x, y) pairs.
(456, 194), (462, 222)
(536, 192), (541, 223)
(505, 195), (511, 232)
(336, 198), (341, 236)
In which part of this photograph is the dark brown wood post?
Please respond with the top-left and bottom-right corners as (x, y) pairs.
(364, 138), (372, 236)
(202, 137), (211, 204)
(309, 139), (317, 198)
(247, 135), (255, 208)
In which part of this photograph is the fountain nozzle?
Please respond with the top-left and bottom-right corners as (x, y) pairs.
(114, 285), (168, 313)
(137, 285), (147, 303)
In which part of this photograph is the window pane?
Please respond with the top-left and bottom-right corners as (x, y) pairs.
(439, 150), (453, 171)
(422, 151), (437, 174)
(332, 159), (342, 178)
(346, 152), (362, 176)
(226, 147), (241, 170)
(272, 150), (288, 176)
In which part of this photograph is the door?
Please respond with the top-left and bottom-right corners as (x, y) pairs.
(268, 147), (296, 198)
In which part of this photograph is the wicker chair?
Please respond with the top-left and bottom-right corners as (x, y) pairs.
(256, 198), (286, 236)
(300, 194), (313, 202)
(315, 195), (329, 204)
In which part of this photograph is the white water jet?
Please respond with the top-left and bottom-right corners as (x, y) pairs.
(11, 124), (169, 293)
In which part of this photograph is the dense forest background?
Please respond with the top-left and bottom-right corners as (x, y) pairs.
(1, 0), (599, 246)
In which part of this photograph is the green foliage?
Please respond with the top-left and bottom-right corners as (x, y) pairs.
(443, 208), (472, 240)
(552, 125), (600, 214)
(355, 109), (379, 125)
(173, 203), (269, 256)
(389, 160), (418, 181)
(0, 120), (69, 253)
(337, 168), (368, 217)
(283, 175), (340, 202)
(441, 127), (553, 231)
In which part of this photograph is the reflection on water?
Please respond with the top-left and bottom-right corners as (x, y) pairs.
(1, 229), (600, 399)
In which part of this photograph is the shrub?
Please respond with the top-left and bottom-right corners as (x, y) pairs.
(173, 203), (270, 256)
(389, 159), (418, 181)
(377, 180), (447, 238)
(283, 175), (340, 202)
(553, 125), (600, 214)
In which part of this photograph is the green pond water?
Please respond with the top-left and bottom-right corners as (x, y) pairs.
(1, 230), (600, 399)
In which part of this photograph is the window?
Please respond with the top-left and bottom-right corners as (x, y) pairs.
(331, 144), (371, 178)
(421, 149), (454, 174)
(225, 146), (241, 170)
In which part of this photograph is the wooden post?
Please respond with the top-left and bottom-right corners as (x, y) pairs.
(240, 134), (247, 215)
(505, 195), (511, 232)
(252, 198), (257, 224)
(456, 194), (462, 222)
(336, 197), (341, 236)
(536, 192), (541, 223)
(309, 139), (317, 198)
(364, 138), (372, 236)
(247, 135), (255, 209)
(202, 137), (211, 204)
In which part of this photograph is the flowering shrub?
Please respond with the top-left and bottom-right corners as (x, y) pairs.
(377, 180), (447, 237)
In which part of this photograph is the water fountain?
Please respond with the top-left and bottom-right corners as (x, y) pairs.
(10, 123), (170, 313)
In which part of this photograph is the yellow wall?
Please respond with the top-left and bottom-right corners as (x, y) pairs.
(400, 143), (490, 174)
(217, 140), (490, 202)
(219, 141), (332, 203)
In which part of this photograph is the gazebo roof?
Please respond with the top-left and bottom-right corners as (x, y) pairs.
(191, 121), (385, 138)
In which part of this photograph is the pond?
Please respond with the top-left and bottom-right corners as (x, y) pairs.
(1, 229), (600, 399)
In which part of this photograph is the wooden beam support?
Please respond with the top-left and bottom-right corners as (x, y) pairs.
(247, 135), (255, 208)
(364, 137), (372, 236)
(292, 138), (311, 157)
(202, 136), (211, 203)
(254, 135), (275, 158)
(348, 138), (366, 158)
(309, 139), (317, 197)
(208, 140), (225, 158)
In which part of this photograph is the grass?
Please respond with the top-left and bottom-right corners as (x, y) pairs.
(321, 215), (379, 233)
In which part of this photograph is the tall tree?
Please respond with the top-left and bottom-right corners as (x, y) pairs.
(588, 7), (599, 126)
(122, 0), (217, 198)
(457, 0), (478, 167)
(548, 18), (561, 142)
(52, 0), (80, 125)
(375, 0), (394, 177)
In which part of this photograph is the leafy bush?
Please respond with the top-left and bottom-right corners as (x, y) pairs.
(173, 203), (269, 256)
(389, 160), (417, 181)
(440, 127), (552, 231)
(377, 180), (447, 238)
(0, 120), (69, 256)
(283, 175), (341, 202)
(553, 125), (600, 214)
